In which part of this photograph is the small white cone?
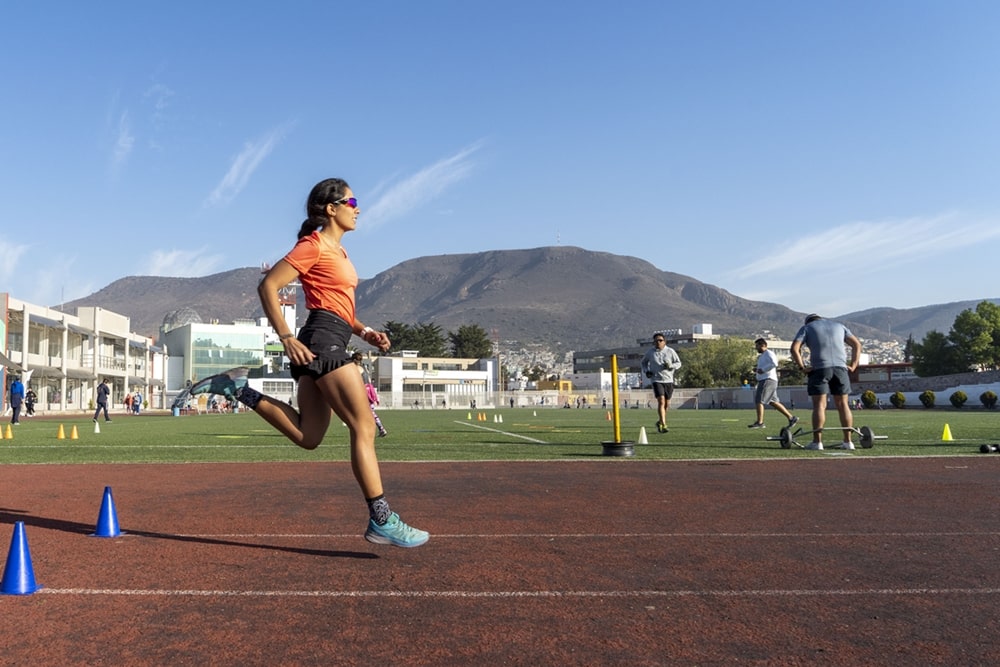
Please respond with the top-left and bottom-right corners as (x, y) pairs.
(94, 421), (100, 434)
(638, 427), (648, 445)
(498, 414), (503, 423)
(493, 414), (498, 423)
(533, 410), (537, 417)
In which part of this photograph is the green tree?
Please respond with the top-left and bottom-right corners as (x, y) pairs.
(413, 322), (447, 357)
(974, 301), (1000, 369)
(677, 363), (714, 389)
(911, 330), (963, 377)
(778, 359), (806, 385)
(904, 334), (915, 362)
(381, 321), (447, 356)
(449, 324), (494, 359)
(676, 337), (755, 388)
(949, 309), (991, 370)
(382, 321), (417, 351)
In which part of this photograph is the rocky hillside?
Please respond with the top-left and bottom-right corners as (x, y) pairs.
(55, 245), (988, 348)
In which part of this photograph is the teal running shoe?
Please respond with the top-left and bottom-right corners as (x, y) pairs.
(364, 512), (429, 548)
(189, 367), (249, 400)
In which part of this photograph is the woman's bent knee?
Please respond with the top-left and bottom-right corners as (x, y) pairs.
(298, 434), (323, 450)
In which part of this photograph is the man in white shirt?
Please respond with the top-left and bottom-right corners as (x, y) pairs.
(748, 338), (798, 430)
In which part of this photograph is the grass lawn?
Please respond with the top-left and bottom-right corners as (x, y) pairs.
(0, 405), (995, 464)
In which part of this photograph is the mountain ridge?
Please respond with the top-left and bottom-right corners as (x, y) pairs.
(54, 246), (996, 350)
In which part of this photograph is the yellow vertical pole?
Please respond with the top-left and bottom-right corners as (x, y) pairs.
(610, 354), (622, 443)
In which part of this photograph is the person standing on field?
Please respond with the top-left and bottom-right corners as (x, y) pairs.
(641, 333), (682, 433)
(8, 375), (24, 425)
(353, 351), (387, 438)
(93, 378), (112, 422)
(790, 314), (863, 451)
(747, 338), (798, 430)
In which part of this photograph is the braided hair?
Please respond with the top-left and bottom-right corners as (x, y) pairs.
(296, 178), (350, 239)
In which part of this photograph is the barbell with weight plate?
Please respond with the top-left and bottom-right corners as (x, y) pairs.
(766, 425), (886, 449)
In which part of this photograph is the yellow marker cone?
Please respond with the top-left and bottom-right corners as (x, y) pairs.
(942, 423), (954, 441)
(70, 425), (79, 440)
(4, 424), (12, 440)
(57, 424), (65, 439)
(467, 412), (472, 420)
(638, 427), (648, 445)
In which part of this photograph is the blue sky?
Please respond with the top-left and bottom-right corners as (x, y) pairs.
(3, 1), (1000, 321)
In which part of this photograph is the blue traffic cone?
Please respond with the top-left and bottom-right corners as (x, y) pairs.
(1, 521), (42, 595)
(91, 486), (124, 538)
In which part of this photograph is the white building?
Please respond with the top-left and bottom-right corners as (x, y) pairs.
(1, 293), (167, 413)
(374, 351), (495, 408)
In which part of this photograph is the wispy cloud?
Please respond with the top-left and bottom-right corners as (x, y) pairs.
(731, 213), (1000, 280)
(363, 140), (485, 230)
(111, 110), (135, 169)
(204, 123), (292, 207)
(143, 83), (174, 114)
(0, 237), (29, 282)
(145, 248), (226, 277)
(143, 82), (175, 149)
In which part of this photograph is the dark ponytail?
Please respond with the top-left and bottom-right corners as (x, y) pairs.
(297, 178), (350, 240)
(296, 218), (323, 240)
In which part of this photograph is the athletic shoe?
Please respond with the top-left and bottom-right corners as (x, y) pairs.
(806, 441), (824, 451)
(839, 441), (856, 450)
(656, 421), (669, 433)
(747, 422), (765, 429)
(378, 428), (388, 438)
(788, 415), (799, 428)
(189, 367), (249, 400)
(364, 512), (429, 548)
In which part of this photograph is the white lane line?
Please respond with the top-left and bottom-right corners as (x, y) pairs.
(147, 531), (1000, 539)
(38, 587), (1000, 598)
(454, 421), (548, 444)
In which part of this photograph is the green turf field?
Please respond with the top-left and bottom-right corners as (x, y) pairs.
(0, 406), (995, 464)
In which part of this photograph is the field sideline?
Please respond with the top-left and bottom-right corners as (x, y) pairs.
(0, 405), (994, 464)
